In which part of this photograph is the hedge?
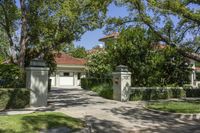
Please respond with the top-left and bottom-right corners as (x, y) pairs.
(81, 78), (113, 99)
(130, 87), (200, 101)
(0, 88), (30, 110)
(185, 89), (200, 97)
(0, 64), (25, 88)
(91, 83), (113, 99)
(81, 78), (200, 100)
(81, 78), (112, 90)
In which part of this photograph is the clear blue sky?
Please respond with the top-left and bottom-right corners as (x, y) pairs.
(74, 3), (128, 50)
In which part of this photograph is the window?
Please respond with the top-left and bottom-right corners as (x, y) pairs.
(63, 72), (70, 76)
(78, 73), (81, 80)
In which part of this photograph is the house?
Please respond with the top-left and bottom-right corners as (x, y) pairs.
(99, 32), (119, 49)
(50, 53), (86, 87)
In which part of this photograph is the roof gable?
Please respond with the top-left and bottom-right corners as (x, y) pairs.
(55, 53), (86, 65)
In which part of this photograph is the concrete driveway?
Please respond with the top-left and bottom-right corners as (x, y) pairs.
(48, 87), (200, 133)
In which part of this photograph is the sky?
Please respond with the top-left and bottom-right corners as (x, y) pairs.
(74, 3), (129, 50)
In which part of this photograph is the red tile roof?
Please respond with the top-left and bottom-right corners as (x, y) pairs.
(55, 53), (86, 65)
(99, 32), (119, 41)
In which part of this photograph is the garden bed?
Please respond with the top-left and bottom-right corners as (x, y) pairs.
(146, 100), (200, 113)
(0, 112), (84, 133)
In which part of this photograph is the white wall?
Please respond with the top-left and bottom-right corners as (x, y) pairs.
(50, 66), (86, 87)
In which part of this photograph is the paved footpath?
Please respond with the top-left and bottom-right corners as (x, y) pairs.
(48, 87), (200, 133)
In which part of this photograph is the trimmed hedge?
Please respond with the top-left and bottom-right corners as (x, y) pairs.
(81, 78), (112, 90)
(130, 87), (185, 101)
(130, 87), (200, 101)
(0, 88), (30, 110)
(185, 89), (200, 97)
(81, 78), (113, 99)
(81, 78), (200, 101)
(91, 83), (113, 99)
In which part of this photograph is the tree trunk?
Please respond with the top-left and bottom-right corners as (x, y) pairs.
(18, 0), (28, 68)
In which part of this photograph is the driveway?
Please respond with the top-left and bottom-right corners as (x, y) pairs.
(48, 87), (200, 133)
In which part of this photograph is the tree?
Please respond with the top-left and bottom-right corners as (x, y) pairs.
(0, 29), (9, 63)
(0, 0), (111, 68)
(106, 0), (200, 61)
(86, 50), (112, 78)
(107, 27), (190, 86)
(69, 46), (87, 58)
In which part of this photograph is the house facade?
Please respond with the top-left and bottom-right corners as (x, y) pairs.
(50, 53), (86, 87)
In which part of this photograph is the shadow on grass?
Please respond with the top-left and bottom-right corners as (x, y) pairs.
(0, 112), (84, 133)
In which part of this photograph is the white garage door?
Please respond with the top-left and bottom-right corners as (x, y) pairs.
(59, 72), (74, 86)
(59, 77), (74, 86)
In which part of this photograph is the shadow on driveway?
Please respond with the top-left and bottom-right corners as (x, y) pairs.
(48, 87), (200, 133)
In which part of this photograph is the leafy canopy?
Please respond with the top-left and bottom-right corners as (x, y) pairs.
(0, 0), (111, 67)
(106, 0), (200, 61)
(93, 27), (190, 86)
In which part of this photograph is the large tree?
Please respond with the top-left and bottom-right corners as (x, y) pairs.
(0, 0), (111, 67)
(107, 27), (190, 86)
(106, 0), (200, 61)
(0, 29), (9, 63)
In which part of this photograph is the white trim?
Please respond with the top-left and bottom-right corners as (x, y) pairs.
(57, 64), (86, 68)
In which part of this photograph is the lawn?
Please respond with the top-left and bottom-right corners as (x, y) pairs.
(146, 100), (200, 113)
(0, 112), (84, 133)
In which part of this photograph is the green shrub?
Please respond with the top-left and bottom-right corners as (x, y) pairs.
(130, 87), (186, 101)
(0, 88), (30, 110)
(0, 64), (25, 88)
(185, 89), (200, 97)
(81, 78), (112, 90)
(91, 83), (113, 99)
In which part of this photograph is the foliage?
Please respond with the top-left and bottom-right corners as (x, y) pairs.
(91, 83), (113, 99)
(107, 27), (190, 86)
(81, 77), (112, 90)
(0, 64), (25, 88)
(147, 100), (200, 113)
(130, 87), (200, 101)
(0, 0), (111, 67)
(186, 88), (200, 97)
(81, 78), (113, 99)
(107, 0), (200, 61)
(66, 45), (88, 58)
(0, 88), (29, 110)
(130, 87), (186, 101)
(86, 50), (112, 78)
(0, 30), (9, 62)
(0, 112), (84, 133)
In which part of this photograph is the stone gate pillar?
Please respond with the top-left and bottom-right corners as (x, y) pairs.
(112, 65), (131, 102)
(26, 59), (49, 107)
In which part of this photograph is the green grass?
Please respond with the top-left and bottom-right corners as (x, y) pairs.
(147, 100), (200, 113)
(0, 112), (84, 133)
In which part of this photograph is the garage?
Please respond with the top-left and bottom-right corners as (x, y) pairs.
(50, 53), (86, 87)
(59, 72), (74, 86)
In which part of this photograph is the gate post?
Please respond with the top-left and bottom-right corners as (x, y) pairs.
(112, 65), (131, 102)
(26, 59), (49, 107)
